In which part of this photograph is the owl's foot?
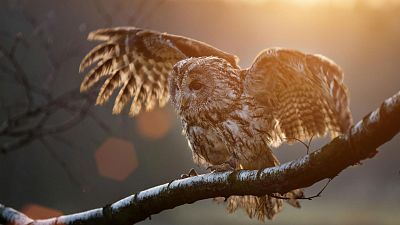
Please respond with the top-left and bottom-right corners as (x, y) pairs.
(207, 163), (234, 172)
(207, 158), (238, 172)
(180, 168), (198, 179)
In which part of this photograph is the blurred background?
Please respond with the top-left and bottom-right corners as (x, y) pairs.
(0, 0), (399, 224)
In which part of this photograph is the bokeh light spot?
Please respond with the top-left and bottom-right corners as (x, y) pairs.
(136, 108), (172, 139)
(21, 204), (63, 219)
(95, 138), (138, 181)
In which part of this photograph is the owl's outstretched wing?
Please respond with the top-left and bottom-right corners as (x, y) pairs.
(244, 48), (352, 146)
(79, 27), (239, 116)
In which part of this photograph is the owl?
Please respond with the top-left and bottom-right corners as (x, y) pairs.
(79, 27), (352, 221)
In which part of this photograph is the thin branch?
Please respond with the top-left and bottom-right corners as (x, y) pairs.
(306, 135), (314, 154)
(39, 138), (81, 187)
(282, 136), (311, 152)
(127, 0), (147, 25)
(87, 111), (112, 134)
(269, 178), (332, 200)
(1, 90), (399, 225)
(92, 0), (113, 26)
(0, 134), (34, 154)
(0, 87), (97, 154)
(49, 134), (83, 152)
(138, 0), (167, 28)
(0, 44), (34, 107)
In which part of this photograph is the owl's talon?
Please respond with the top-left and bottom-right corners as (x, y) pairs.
(180, 168), (198, 179)
(207, 163), (234, 172)
(180, 174), (189, 179)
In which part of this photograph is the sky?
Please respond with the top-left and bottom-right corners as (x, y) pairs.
(0, 0), (399, 225)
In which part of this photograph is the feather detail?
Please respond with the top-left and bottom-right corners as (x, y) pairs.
(96, 69), (124, 105)
(244, 48), (352, 144)
(80, 57), (116, 92)
(79, 27), (238, 116)
(79, 42), (120, 72)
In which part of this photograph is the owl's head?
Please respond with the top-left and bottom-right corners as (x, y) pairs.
(169, 56), (241, 117)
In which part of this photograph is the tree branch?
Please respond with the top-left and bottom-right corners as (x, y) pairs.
(1, 90), (399, 225)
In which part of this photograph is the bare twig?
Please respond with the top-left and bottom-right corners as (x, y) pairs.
(92, 0), (113, 26)
(0, 44), (34, 107)
(49, 134), (83, 152)
(282, 136), (314, 154)
(269, 178), (332, 200)
(39, 138), (81, 187)
(127, 0), (147, 25)
(0, 89), (95, 154)
(138, 0), (167, 28)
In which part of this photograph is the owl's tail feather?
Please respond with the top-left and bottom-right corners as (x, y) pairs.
(226, 195), (282, 221)
(282, 188), (304, 208)
(225, 189), (303, 221)
(223, 149), (303, 221)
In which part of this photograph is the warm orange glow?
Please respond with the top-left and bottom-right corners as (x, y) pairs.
(230, 0), (400, 8)
(136, 108), (173, 140)
(95, 138), (138, 181)
(21, 204), (63, 219)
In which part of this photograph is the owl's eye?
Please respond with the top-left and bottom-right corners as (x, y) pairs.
(188, 80), (204, 91)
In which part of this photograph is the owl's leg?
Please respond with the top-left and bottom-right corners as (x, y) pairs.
(207, 163), (233, 172)
(180, 168), (198, 179)
(207, 156), (239, 172)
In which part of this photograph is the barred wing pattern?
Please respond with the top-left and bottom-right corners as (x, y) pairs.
(79, 27), (238, 116)
(245, 48), (352, 145)
(79, 28), (353, 222)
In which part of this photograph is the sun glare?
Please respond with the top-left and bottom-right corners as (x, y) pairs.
(235, 0), (399, 8)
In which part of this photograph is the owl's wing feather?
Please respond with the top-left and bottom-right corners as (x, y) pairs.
(80, 27), (239, 116)
(245, 48), (352, 146)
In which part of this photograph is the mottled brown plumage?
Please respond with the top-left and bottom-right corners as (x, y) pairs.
(80, 27), (352, 221)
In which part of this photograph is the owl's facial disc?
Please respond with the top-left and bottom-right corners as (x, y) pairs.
(169, 56), (241, 117)
(179, 72), (213, 113)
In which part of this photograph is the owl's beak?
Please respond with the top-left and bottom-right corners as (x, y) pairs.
(180, 96), (190, 111)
